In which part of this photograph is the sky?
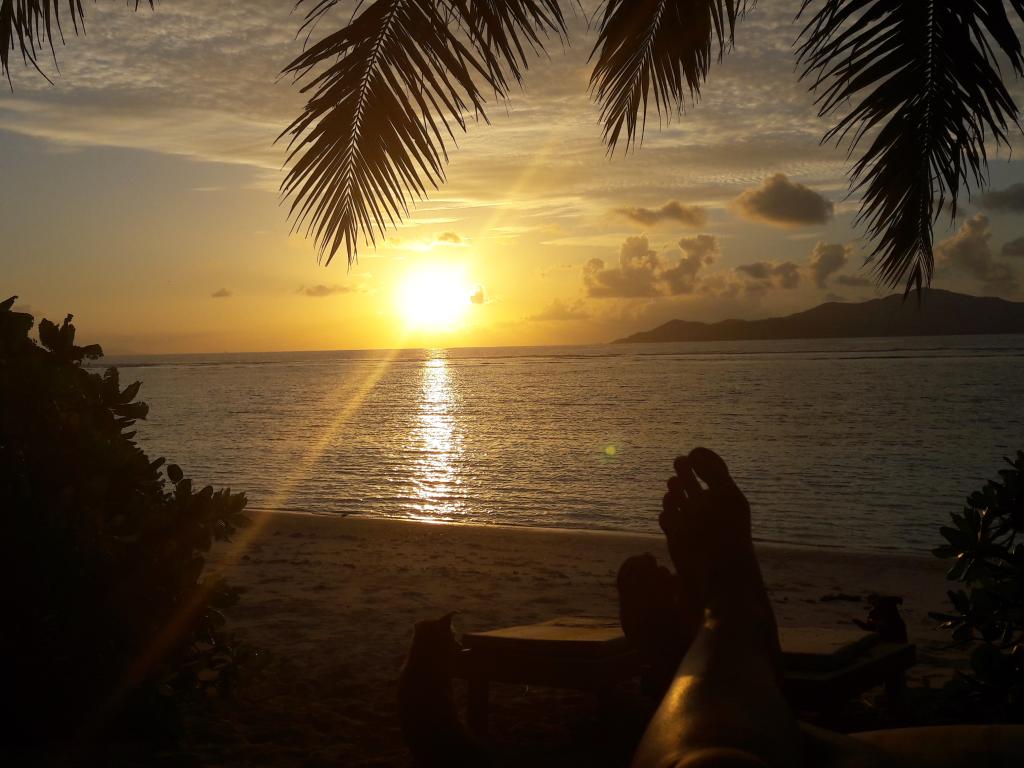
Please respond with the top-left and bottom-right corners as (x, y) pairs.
(3, 0), (1024, 353)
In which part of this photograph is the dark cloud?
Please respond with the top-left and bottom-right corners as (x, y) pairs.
(470, 286), (485, 305)
(437, 231), (462, 243)
(834, 274), (873, 287)
(662, 234), (718, 295)
(937, 214), (1018, 295)
(211, 288), (232, 299)
(736, 260), (801, 289)
(615, 200), (707, 228)
(980, 183), (1024, 213)
(584, 235), (717, 298)
(736, 262), (772, 280)
(773, 262), (801, 289)
(808, 242), (852, 288)
(1001, 237), (1024, 258)
(584, 236), (663, 298)
(299, 284), (353, 298)
(733, 174), (833, 227)
(527, 298), (589, 322)
(698, 273), (742, 301)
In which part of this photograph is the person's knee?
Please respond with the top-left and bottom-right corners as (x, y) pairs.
(669, 747), (769, 768)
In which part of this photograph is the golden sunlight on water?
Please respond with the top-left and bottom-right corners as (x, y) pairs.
(409, 353), (464, 521)
(120, 337), (1024, 552)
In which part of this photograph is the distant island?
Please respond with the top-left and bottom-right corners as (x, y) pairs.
(613, 290), (1024, 344)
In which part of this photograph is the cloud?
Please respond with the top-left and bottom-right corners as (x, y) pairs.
(470, 286), (485, 305)
(437, 231), (462, 243)
(615, 200), (708, 228)
(211, 288), (232, 299)
(1001, 237), (1024, 257)
(808, 242), (852, 288)
(299, 284), (353, 298)
(584, 234), (717, 298)
(584, 236), (664, 298)
(834, 274), (873, 287)
(527, 298), (590, 322)
(825, 292), (847, 302)
(937, 214), (1018, 295)
(736, 260), (801, 289)
(698, 273), (742, 301)
(980, 183), (1024, 213)
(662, 234), (718, 295)
(733, 174), (834, 227)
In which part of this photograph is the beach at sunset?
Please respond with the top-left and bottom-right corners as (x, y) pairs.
(7, 0), (1024, 765)
(199, 512), (955, 767)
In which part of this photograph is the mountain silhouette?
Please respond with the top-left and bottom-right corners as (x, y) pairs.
(613, 290), (1024, 344)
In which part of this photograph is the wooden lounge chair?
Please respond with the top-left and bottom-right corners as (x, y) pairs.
(453, 617), (915, 734)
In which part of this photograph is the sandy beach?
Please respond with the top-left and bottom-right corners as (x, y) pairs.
(190, 512), (959, 767)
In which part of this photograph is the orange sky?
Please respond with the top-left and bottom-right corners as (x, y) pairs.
(3, 1), (1024, 353)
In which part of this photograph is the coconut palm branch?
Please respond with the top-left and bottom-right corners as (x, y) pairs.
(797, 0), (1024, 294)
(279, 0), (565, 267)
(589, 0), (750, 154)
(1, 1), (151, 84)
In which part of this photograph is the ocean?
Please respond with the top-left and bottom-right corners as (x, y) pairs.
(102, 335), (1024, 553)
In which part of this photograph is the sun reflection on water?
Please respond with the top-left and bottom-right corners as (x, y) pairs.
(410, 352), (464, 521)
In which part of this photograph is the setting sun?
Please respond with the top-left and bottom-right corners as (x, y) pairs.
(396, 264), (478, 330)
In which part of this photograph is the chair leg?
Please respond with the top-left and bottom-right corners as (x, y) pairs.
(467, 678), (490, 738)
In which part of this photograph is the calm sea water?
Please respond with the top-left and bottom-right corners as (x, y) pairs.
(102, 336), (1024, 553)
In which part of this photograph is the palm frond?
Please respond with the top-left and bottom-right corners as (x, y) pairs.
(797, 0), (1024, 294)
(280, 0), (565, 267)
(1, 1), (151, 84)
(589, 0), (750, 154)
(447, 0), (566, 88)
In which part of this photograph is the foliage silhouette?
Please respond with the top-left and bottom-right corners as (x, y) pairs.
(4, 2), (1024, 294)
(796, 0), (1024, 296)
(0, 296), (249, 745)
(932, 450), (1024, 720)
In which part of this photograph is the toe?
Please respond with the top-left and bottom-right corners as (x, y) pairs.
(673, 456), (703, 498)
(659, 491), (680, 534)
(688, 447), (737, 491)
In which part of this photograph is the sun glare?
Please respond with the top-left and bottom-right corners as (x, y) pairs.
(397, 265), (477, 330)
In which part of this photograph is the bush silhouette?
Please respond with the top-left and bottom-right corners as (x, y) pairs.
(933, 450), (1024, 720)
(0, 296), (249, 745)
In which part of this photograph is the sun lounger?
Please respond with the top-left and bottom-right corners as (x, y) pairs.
(454, 617), (915, 734)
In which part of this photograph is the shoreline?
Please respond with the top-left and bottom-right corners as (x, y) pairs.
(242, 507), (945, 558)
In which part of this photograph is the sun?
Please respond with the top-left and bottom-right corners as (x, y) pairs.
(396, 264), (478, 330)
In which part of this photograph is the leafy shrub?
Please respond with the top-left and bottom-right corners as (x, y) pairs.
(0, 297), (249, 745)
(932, 451), (1024, 720)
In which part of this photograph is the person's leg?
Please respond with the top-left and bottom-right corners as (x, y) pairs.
(630, 448), (801, 768)
(627, 449), (1024, 768)
(617, 553), (692, 699)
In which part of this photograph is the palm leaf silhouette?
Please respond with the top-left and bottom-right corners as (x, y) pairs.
(589, 0), (750, 154)
(5, 1), (1024, 299)
(797, 0), (1024, 294)
(1, 1), (151, 84)
(280, 0), (565, 267)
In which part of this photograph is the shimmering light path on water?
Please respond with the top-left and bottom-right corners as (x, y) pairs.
(103, 336), (1024, 553)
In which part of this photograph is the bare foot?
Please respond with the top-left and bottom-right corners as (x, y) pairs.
(660, 448), (751, 576)
(659, 448), (780, 658)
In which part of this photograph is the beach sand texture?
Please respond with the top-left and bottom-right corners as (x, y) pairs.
(200, 512), (957, 767)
